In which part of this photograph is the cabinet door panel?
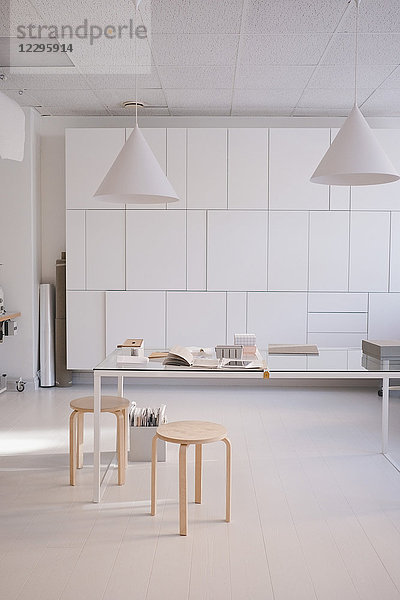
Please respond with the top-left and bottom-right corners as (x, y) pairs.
(227, 292), (247, 344)
(308, 313), (367, 333)
(167, 128), (186, 209)
(309, 212), (349, 292)
(187, 211), (206, 290)
(368, 293), (400, 339)
(86, 210), (125, 291)
(248, 292), (307, 349)
(187, 128), (227, 208)
(166, 292), (226, 347)
(106, 291), (165, 353)
(228, 128), (268, 209)
(352, 130), (400, 210)
(207, 211), (267, 291)
(349, 212), (390, 292)
(66, 128), (125, 209)
(268, 211), (308, 291)
(67, 291), (105, 369)
(269, 129), (329, 210)
(308, 293), (368, 313)
(390, 212), (400, 291)
(66, 210), (85, 290)
(126, 210), (186, 290)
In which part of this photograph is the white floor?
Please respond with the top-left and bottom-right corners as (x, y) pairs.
(1, 382), (400, 600)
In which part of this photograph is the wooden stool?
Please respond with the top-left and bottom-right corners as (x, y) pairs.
(69, 396), (130, 486)
(151, 420), (231, 536)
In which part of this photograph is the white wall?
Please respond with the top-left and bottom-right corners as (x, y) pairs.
(0, 109), (41, 384)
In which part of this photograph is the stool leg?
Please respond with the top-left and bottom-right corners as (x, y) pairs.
(77, 412), (84, 469)
(116, 411), (125, 485)
(69, 411), (78, 486)
(179, 444), (188, 536)
(123, 407), (129, 465)
(151, 434), (158, 516)
(223, 438), (232, 522)
(195, 444), (202, 504)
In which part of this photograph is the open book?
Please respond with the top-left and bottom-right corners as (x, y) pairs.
(163, 346), (220, 368)
(163, 345), (265, 370)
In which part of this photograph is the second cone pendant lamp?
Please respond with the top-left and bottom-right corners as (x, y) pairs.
(310, 0), (399, 187)
(94, 0), (179, 204)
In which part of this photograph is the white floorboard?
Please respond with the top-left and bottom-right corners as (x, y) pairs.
(1, 384), (400, 600)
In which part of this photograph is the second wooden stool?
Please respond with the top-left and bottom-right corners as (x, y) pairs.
(69, 395), (130, 486)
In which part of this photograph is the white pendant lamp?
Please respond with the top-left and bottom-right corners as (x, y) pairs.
(94, 127), (179, 203)
(94, 0), (179, 204)
(310, 0), (399, 186)
(0, 91), (25, 162)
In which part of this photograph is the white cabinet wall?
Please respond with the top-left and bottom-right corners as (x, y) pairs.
(66, 126), (400, 368)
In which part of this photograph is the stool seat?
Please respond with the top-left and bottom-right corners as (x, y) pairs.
(70, 396), (130, 413)
(156, 421), (227, 445)
(151, 420), (231, 536)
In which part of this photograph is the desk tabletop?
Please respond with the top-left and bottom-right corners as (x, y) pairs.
(94, 347), (400, 374)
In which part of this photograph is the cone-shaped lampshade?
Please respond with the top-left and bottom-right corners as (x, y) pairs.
(0, 91), (25, 162)
(94, 126), (179, 203)
(310, 104), (400, 186)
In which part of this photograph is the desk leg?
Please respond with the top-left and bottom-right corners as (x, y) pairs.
(382, 376), (389, 454)
(93, 372), (101, 503)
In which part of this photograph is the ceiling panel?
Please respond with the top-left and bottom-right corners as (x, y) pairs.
(81, 69), (161, 89)
(158, 66), (235, 89)
(308, 64), (396, 89)
(150, 0), (243, 34)
(165, 88), (232, 110)
(298, 87), (374, 110)
(338, 0), (400, 34)
(238, 34), (331, 66)
(3, 88), (41, 106)
(380, 66), (400, 88)
(170, 107), (231, 116)
(322, 33), (400, 65)
(151, 34), (239, 66)
(235, 65), (314, 89)
(39, 107), (110, 116)
(232, 88), (303, 113)
(362, 88), (400, 115)
(242, 0), (347, 34)
(28, 87), (103, 109)
(0, 70), (89, 90)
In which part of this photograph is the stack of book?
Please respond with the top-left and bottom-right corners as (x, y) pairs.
(362, 340), (400, 370)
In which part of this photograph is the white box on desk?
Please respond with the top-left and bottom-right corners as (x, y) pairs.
(129, 427), (166, 462)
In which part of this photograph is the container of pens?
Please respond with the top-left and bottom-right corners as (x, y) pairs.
(128, 405), (167, 462)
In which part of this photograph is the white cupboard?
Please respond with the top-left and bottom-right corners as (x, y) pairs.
(309, 211), (349, 292)
(349, 212), (390, 292)
(268, 211), (308, 291)
(66, 210), (85, 290)
(67, 291), (105, 370)
(166, 292), (226, 347)
(228, 128), (268, 209)
(86, 210), (125, 290)
(269, 129), (330, 210)
(66, 128), (125, 209)
(187, 128), (227, 208)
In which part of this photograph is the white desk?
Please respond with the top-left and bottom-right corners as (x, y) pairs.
(92, 348), (400, 503)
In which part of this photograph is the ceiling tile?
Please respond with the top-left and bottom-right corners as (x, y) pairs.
(232, 88), (303, 113)
(81, 68), (161, 89)
(170, 107), (231, 116)
(0, 70), (89, 90)
(242, 0), (346, 34)
(151, 0), (243, 34)
(361, 88), (400, 116)
(151, 34), (239, 66)
(42, 106), (110, 116)
(158, 66), (235, 89)
(1, 0), (41, 36)
(165, 88), (232, 109)
(232, 106), (293, 116)
(27, 87), (103, 109)
(94, 87), (166, 110)
(235, 65), (314, 89)
(298, 87), (374, 110)
(380, 66), (400, 88)
(3, 88), (41, 106)
(238, 34), (331, 66)
(322, 33), (400, 65)
(307, 64), (396, 89)
(292, 107), (348, 117)
(338, 0), (400, 34)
